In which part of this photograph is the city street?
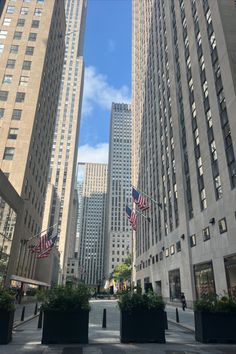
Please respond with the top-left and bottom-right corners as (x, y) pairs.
(1, 300), (235, 353)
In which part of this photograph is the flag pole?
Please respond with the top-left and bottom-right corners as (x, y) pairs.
(135, 208), (151, 222)
(132, 184), (162, 209)
(27, 223), (58, 242)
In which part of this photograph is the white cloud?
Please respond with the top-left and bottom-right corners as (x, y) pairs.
(78, 143), (109, 164)
(82, 66), (131, 116)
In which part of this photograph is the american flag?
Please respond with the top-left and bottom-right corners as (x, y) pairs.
(132, 187), (149, 211)
(37, 235), (57, 259)
(126, 205), (137, 230)
(29, 229), (54, 254)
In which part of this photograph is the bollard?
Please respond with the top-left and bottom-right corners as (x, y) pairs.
(21, 306), (25, 321)
(176, 307), (179, 323)
(34, 302), (38, 315)
(102, 308), (106, 328)
(164, 311), (168, 330)
(37, 309), (43, 329)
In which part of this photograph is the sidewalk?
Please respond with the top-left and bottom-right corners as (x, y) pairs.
(14, 301), (39, 326)
(166, 304), (195, 332)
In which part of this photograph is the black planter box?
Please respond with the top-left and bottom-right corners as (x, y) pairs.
(0, 310), (14, 344)
(120, 308), (166, 343)
(194, 310), (236, 343)
(42, 310), (89, 344)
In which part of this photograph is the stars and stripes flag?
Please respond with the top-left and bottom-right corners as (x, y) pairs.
(36, 235), (57, 259)
(132, 187), (149, 211)
(126, 205), (137, 230)
(29, 228), (54, 254)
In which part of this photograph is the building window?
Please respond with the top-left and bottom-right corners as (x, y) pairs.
(16, 92), (25, 102)
(13, 31), (22, 40)
(194, 261), (215, 299)
(0, 44), (4, 53)
(176, 241), (181, 252)
(0, 91), (8, 101)
(224, 254), (236, 298)
(8, 128), (18, 139)
(6, 59), (16, 69)
(169, 269), (181, 300)
(0, 108), (5, 118)
(21, 7), (29, 15)
(19, 76), (29, 86)
(22, 60), (31, 70)
(37, 0), (44, 3)
(3, 75), (13, 84)
(17, 18), (25, 27)
(12, 109), (22, 120)
(3, 147), (15, 160)
(34, 8), (42, 16)
(202, 227), (210, 241)
(28, 33), (37, 41)
(0, 31), (7, 39)
(218, 217), (227, 234)
(25, 46), (34, 55)
(10, 45), (19, 54)
(3, 18), (12, 26)
(190, 234), (196, 247)
(31, 20), (40, 28)
(6, 6), (15, 14)
(165, 248), (169, 257)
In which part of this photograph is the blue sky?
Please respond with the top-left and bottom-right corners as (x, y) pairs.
(78, 0), (132, 163)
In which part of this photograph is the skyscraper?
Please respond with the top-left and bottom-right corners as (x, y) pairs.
(132, 0), (236, 304)
(104, 103), (132, 279)
(78, 163), (107, 286)
(0, 0), (65, 281)
(42, 0), (87, 283)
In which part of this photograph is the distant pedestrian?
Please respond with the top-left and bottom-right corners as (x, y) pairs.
(180, 292), (187, 311)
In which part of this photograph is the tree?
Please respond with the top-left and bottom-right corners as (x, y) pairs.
(112, 255), (131, 282)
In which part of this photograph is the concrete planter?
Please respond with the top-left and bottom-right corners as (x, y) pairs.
(42, 310), (89, 344)
(0, 310), (14, 344)
(194, 310), (236, 343)
(120, 308), (166, 343)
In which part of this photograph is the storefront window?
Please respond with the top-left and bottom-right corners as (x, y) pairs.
(224, 255), (236, 299)
(0, 196), (16, 284)
(169, 268), (181, 300)
(194, 261), (215, 299)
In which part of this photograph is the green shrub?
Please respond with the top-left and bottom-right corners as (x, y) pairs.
(194, 294), (236, 313)
(41, 284), (91, 312)
(0, 286), (15, 311)
(118, 291), (165, 313)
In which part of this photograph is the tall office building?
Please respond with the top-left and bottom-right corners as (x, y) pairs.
(42, 0), (87, 283)
(132, 0), (236, 305)
(104, 103), (132, 279)
(78, 163), (107, 286)
(0, 0), (65, 281)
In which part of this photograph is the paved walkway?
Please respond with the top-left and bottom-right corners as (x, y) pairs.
(1, 300), (236, 354)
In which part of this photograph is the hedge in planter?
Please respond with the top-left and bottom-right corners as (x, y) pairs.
(41, 284), (91, 344)
(118, 291), (166, 343)
(194, 295), (236, 343)
(0, 286), (15, 344)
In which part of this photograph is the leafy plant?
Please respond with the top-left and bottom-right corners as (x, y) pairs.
(112, 255), (132, 282)
(41, 284), (91, 312)
(0, 286), (15, 311)
(194, 294), (236, 313)
(118, 291), (165, 312)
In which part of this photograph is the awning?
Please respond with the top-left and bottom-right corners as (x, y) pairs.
(10, 275), (50, 287)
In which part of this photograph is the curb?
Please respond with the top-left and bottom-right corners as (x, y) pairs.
(168, 318), (195, 333)
(13, 313), (39, 329)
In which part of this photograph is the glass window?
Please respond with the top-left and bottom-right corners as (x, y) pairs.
(6, 6), (15, 14)
(37, 0), (44, 3)
(24, 0), (32, 2)
(16, 92), (25, 102)
(0, 44), (4, 53)
(3, 75), (13, 84)
(12, 109), (22, 120)
(218, 217), (227, 234)
(25, 46), (34, 55)
(13, 31), (22, 40)
(3, 18), (12, 26)
(6, 59), (15, 69)
(28, 33), (37, 41)
(194, 262), (215, 299)
(170, 244), (175, 255)
(34, 8), (42, 16)
(22, 60), (31, 70)
(10, 45), (19, 54)
(21, 7), (29, 15)
(0, 91), (8, 101)
(0, 108), (5, 118)
(224, 255), (236, 298)
(31, 20), (39, 28)
(0, 31), (7, 39)
(190, 234), (196, 247)
(8, 128), (18, 139)
(169, 269), (181, 300)
(19, 76), (29, 86)
(17, 18), (25, 27)
(202, 227), (210, 241)
(3, 147), (15, 160)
